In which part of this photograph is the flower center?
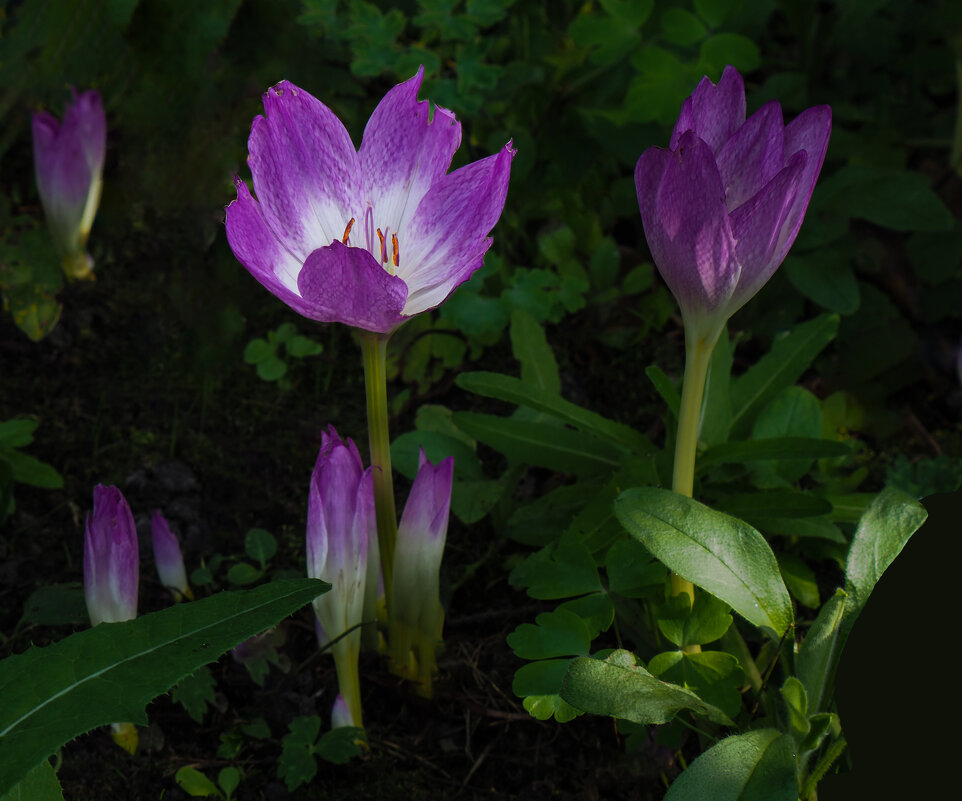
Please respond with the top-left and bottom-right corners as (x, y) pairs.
(340, 213), (400, 276)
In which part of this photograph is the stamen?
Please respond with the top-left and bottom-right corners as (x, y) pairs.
(341, 218), (355, 244)
(376, 228), (386, 262)
(391, 233), (399, 267)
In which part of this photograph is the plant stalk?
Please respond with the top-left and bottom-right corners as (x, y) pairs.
(360, 332), (398, 608)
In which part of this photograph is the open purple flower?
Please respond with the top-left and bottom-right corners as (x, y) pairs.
(226, 67), (514, 334)
(151, 510), (192, 601)
(84, 484), (138, 626)
(635, 65), (831, 340)
(32, 89), (106, 281)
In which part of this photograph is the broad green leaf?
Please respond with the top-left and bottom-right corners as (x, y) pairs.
(0, 760), (63, 801)
(648, 650), (744, 719)
(245, 529), (277, 564)
(453, 412), (623, 475)
(513, 658), (572, 697)
(730, 315), (838, 439)
(795, 589), (848, 716)
(510, 308), (560, 394)
(506, 610), (592, 660)
(752, 387), (824, 482)
(656, 591), (733, 648)
(561, 650), (734, 726)
(777, 553), (820, 608)
(0, 450), (62, 489)
(699, 33), (760, 75)
(784, 252), (860, 314)
(780, 676), (810, 742)
(614, 488), (793, 637)
(0, 579), (328, 795)
(218, 767), (240, 798)
(175, 766), (222, 798)
(456, 371), (652, 453)
(663, 729), (797, 801)
(751, 515), (844, 543)
(315, 727), (365, 764)
(660, 8), (706, 45)
(0, 420), (36, 449)
(698, 437), (850, 472)
(709, 490), (832, 519)
(605, 538), (667, 597)
(227, 562), (262, 586)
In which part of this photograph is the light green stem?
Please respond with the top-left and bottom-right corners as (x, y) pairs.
(670, 328), (721, 653)
(331, 638), (363, 729)
(360, 333), (398, 608)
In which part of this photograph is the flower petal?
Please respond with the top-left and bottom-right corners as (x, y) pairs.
(670, 65), (746, 154)
(716, 100), (784, 211)
(635, 132), (739, 323)
(400, 143), (515, 316)
(774, 104), (832, 266)
(359, 66), (462, 237)
(728, 151), (806, 314)
(296, 240), (408, 333)
(248, 80), (359, 261)
(226, 176), (320, 315)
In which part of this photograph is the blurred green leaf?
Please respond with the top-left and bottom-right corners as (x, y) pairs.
(660, 8), (707, 46)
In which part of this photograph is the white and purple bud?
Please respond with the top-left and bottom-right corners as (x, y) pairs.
(330, 693), (355, 729)
(307, 426), (375, 729)
(84, 484), (138, 626)
(390, 450), (454, 697)
(32, 89), (106, 281)
(151, 510), (192, 601)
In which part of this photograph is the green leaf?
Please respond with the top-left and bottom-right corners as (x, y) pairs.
(777, 553), (820, 609)
(244, 529), (277, 565)
(600, 0), (653, 27)
(557, 594), (615, 640)
(171, 665), (217, 723)
(0, 420), (37, 449)
(694, 0), (735, 27)
(606, 538), (667, 597)
(780, 676), (810, 742)
(730, 315), (838, 439)
(784, 252), (860, 314)
(513, 659), (585, 722)
(510, 308), (560, 394)
(315, 727), (365, 764)
(751, 515), (845, 543)
(0, 760), (63, 801)
(709, 490), (832, 519)
(648, 650), (744, 720)
(656, 591), (733, 648)
(698, 33), (760, 75)
(506, 610), (592, 660)
(286, 335), (323, 358)
(0, 579), (327, 795)
(452, 412), (624, 475)
(662, 729), (797, 801)
(509, 541), (602, 600)
(243, 338), (274, 364)
(795, 588), (848, 716)
(752, 387), (824, 482)
(698, 437), (850, 472)
(660, 8), (707, 45)
(560, 650), (734, 726)
(614, 488), (793, 638)
(226, 562), (262, 586)
(278, 715), (320, 791)
(456, 371), (652, 453)
(523, 694), (583, 722)
(0, 450), (63, 489)
(255, 356), (287, 382)
(645, 365), (680, 420)
(175, 766), (222, 798)
(20, 584), (87, 626)
(391, 429), (482, 482)
(217, 767), (240, 799)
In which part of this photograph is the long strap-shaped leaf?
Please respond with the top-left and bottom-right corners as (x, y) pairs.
(0, 579), (327, 795)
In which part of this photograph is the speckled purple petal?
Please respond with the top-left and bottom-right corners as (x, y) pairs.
(728, 151), (806, 314)
(401, 143), (514, 316)
(635, 132), (739, 322)
(670, 65), (745, 154)
(296, 240), (408, 333)
(716, 100), (784, 211)
(248, 81), (359, 261)
(84, 484), (139, 626)
(359, 66), (462, 237)
(226, 176), (321, 316)
(774, 104), (832, 267)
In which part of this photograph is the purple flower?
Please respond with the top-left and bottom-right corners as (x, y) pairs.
(32, 89), (106, 280)
(226, 67), (515, 334)
(150, 511), (192, 601)
(330, 693), (355, 729)
(307, 427), (377, 727)
(389, 450), (454, 694)
(635, 66), (831, 339)
(84, 484), (138, 626)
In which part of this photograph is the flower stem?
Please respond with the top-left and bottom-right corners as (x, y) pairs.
(331, 637), (363, 729)
(670, 327), (720, 654)
(360, 332), (398, 607)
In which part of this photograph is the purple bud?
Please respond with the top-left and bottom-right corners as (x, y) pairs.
(635, 66), (831, 339)
(32, 89), (106, 279)
(331, 693), (355, 729)
(151, 511), (191, 600)
(84, 484), (138, 625)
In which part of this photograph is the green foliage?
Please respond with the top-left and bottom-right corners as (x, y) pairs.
(172, 665), (218, 723)
(175, 765), (242, 800)
(886, 454), (962, 498)
(0, 579), (328, 795)
(0, 418), (63, 524)
(278, 716), (365, 790)
(243, 322), (323, 388)
(0, 760), (63, 801)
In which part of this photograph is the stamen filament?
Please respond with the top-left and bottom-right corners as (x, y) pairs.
(341, 218), (355, 244)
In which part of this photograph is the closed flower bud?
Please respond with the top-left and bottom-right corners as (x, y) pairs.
(150, 510), (192, 601)
(84, 484), (138, 626)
